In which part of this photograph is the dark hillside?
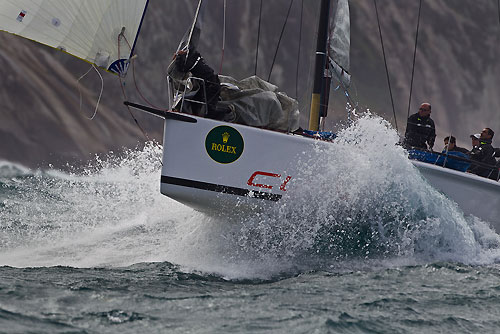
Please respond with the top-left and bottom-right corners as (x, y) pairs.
(1, 0), (499, 167)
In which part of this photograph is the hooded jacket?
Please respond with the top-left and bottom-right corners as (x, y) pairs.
(173, 49), (221, 117)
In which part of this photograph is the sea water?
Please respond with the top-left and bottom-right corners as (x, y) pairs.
(1, 116), (500, 333)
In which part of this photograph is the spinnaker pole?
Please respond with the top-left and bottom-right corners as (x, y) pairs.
(308, 0), (331, 131)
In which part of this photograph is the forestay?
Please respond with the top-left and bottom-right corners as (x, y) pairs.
(0, 0), (148, 76)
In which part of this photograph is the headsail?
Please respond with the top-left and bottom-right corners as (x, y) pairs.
(0, 0), (149, 76)
(329, 0), (351, 88)
(168, 0), (206, 84)
(176, 0), (206, 53)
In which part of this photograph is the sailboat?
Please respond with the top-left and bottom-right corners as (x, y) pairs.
(131, 0), (349, 214)
(1, 1), (499, 230)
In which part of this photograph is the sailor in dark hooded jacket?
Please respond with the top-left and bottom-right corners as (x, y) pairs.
(404, 103), (436, 150)
(172, 48), (222, 118)
(468, 128), (497, 178)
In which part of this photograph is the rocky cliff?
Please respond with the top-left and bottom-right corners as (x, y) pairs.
(1, 0), (499, 167)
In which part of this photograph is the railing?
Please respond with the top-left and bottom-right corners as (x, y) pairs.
(166, 76), (208, 117)
(408, 147), (500, 181)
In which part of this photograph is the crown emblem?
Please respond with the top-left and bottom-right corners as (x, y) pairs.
(222, 132), (230, 144)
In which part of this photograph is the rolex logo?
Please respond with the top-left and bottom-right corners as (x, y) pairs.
(206, 126), (244, 164)
(222, 132), (230, 144)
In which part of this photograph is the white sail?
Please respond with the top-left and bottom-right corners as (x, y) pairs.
(329, 0), (351, 87)
(0, 0), (149, 76)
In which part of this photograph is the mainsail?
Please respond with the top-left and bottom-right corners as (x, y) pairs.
(0, 0), (149, 76)
(329, 0), (351, 88)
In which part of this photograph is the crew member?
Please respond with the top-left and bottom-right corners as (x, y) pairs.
(470, 133), (480, 150)
(171, 48), (223, 119)
(468, 128), (497, 178)
(404, 103), (436, 150)
(443, 136), (468, 155)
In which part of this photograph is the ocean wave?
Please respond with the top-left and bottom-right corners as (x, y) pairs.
(0, 118), (499, 279)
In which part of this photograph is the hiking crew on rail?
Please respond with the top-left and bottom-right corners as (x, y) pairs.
(404, 102), (499, 181)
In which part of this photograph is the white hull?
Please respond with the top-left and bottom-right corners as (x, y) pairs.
(160, 112), (500, 230)
(160, 112), (323, 214)
(411, 161), (500, 228)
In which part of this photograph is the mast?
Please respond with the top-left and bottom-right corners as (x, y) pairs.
(308, 0), (332, 131)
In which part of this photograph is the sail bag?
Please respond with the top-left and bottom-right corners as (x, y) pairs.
(218, 75), (300, 132)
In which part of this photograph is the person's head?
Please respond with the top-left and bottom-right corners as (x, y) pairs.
(470, 133), (480, 147)
(444, 136), (456, 150)
(480, 128), (494, 140)
(418, 103), (431, 117)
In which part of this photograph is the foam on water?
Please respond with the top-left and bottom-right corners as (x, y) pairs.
(1, 116), (500, 279)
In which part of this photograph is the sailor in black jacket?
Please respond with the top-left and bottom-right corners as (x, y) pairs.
(404, 103), (436, 150)
(468, 128), (497, 178)
(172, 48), (221, 118)
(443, 136), (469, 155)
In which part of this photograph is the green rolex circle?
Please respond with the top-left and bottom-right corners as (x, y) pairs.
(205, 125), (244, 164)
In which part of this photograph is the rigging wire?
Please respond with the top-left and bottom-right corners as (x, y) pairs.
(117, 31), (163, 165)
(131, 56), (162, 109)
(185, 0), (203, 54)
(120, 32), (162, 109)
(255, 0), (263, 75)
(373, 0), (398, 132)
(117, 32), (152, 142)
(218, 0), (227, 74)
(268, 0), (295, 82)
(441, 132), (453, 166)
(407, 0), (423, 119)
(76, 64), (104, 120)
(498, 0), (500, 25)
(295, 0), (304, 99)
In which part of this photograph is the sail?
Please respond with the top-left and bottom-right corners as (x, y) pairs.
(168, 0), (206, 84)
(0, 0), (149, 76)
(176, 0), (206, 53)
(329, 0), (351, 88)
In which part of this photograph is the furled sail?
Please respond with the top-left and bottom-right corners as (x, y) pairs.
(0, 0), (149, 76)
(328, 0), (351, 88)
